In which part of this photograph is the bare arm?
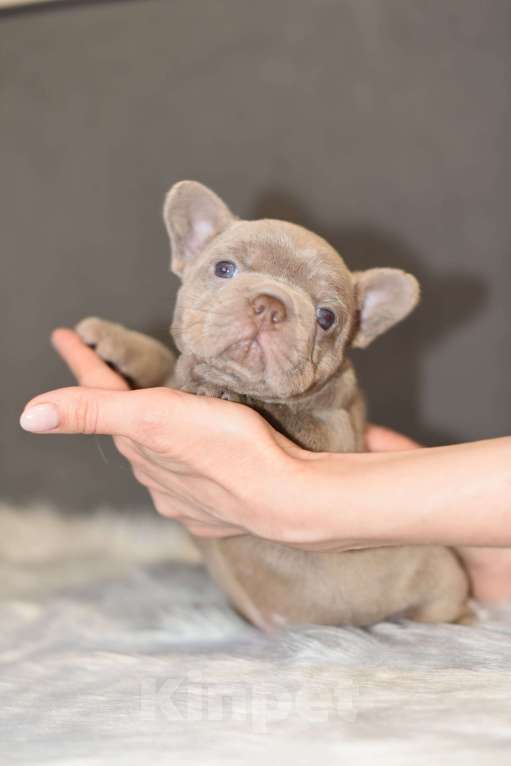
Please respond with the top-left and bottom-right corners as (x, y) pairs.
(294, 437), (511, 549)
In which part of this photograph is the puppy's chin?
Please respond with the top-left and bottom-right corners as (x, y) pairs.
(177, 325), (318, 400)
(223, 338), (265, 374)
(194, 348), (317, 401)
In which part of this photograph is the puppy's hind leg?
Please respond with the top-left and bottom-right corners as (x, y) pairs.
(405, 549), (473, 626)
(407, 594), (476, 626)
(76, 317), (176, 389)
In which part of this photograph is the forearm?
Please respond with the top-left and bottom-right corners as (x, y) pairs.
(287, 437), (511, 548)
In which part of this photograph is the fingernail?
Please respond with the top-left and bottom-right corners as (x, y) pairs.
(20, 403), (60, 433)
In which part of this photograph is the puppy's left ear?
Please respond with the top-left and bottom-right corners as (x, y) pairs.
(351, 268), (420, 349)
(163, 181), (236, 276)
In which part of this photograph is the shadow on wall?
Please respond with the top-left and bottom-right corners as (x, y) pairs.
(254, 189), (489, 446)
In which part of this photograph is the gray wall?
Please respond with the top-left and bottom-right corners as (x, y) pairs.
(2, 0), (510, 510)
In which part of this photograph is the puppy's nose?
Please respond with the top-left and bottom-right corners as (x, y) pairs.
(251, 294), (287, 326)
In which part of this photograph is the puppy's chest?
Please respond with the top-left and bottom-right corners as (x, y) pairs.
(245, 400), (356, 453)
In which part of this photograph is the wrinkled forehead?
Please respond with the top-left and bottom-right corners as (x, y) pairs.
(211, 219), (354, 305)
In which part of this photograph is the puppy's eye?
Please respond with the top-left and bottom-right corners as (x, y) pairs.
(316, 307), (336, 331)
(214, 260), (238, 279)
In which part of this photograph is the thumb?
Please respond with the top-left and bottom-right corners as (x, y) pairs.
(19, 386), (184, 447)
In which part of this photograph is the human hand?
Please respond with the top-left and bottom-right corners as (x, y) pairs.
(21, 329), (312, 542)
(21, 330), (411, 550)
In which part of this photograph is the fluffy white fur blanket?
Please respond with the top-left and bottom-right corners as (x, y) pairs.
(2, 503), (511, 765)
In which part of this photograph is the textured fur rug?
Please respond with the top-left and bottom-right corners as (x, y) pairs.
(2, 503), (511, 765)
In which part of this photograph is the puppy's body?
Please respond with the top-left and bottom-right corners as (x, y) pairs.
(173, 353), (467, 629)
(77, 181), (470, 629)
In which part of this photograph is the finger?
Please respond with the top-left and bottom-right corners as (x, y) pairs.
(113, 434), (140, 461)
(132, 466), (170, 493)
(112, 435), (165, 467)
(148, 488), (212, 523)
(146, 489), (242, 537)
(150, 495), (243, 537)
(365, 424), (421, 452)
(187, 524), (243, 538)
(51, 328), (128, 391)
(19, 385), (185, 449)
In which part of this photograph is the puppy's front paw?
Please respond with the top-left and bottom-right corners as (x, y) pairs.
(76, 316), (110, 349)
(75, 317), (131, 375)
(180, 382), (220, 397)
(179, 381), (236, 401)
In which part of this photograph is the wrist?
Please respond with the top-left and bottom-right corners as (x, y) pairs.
(275, 449), (373, 549)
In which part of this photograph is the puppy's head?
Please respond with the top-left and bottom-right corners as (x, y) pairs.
(164, 181), (419, 401)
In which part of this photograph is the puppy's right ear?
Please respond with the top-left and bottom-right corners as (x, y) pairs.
(163, 181), (236, 276)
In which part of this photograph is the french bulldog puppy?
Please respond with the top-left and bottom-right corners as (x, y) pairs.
(76, 181), (470, 629)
